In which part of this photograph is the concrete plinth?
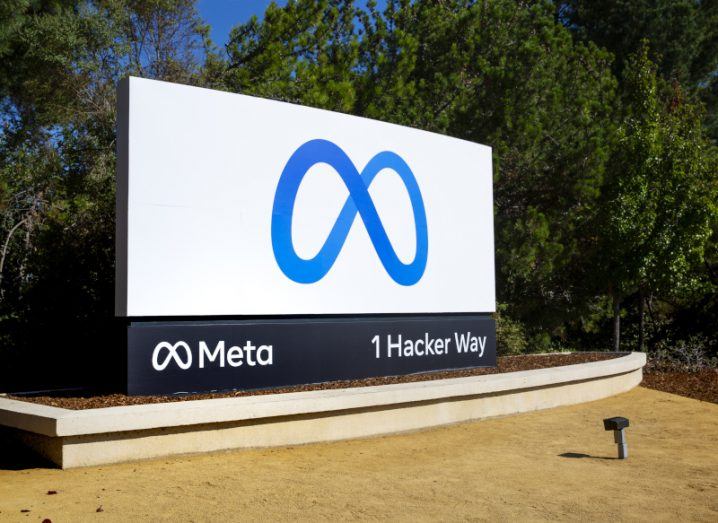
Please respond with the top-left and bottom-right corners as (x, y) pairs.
(0, 352), (646, 468)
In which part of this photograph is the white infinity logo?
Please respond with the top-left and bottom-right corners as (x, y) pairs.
(152, 341), (192, 371)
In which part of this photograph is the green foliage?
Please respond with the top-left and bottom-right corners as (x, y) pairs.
(557, 0), (718, 85)
(216, 0), (359, 112)
(0, 0), (210, 388)
(596, 46), (717, 302)
(557, 0), (718, 141)
(494, 303), (528, 356)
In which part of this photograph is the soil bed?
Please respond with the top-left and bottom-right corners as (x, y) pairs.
(10, 352), (618, 410)
(642, 367), (718, 404)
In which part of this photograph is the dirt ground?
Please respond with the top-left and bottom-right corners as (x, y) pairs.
(0, 386), (716, 522)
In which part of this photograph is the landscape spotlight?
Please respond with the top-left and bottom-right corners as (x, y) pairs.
(603, 417), (629, 459)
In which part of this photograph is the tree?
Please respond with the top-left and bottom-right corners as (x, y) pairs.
(216, 0), (359, 112)
(556, 0), (718, 86)
(0, 0), (211, 389)
(594, 46), (718, 351)
(556, 0), (718, 141)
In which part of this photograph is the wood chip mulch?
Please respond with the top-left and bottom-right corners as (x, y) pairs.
(9, 352), (618, 410)
(642, 368), (718, 404)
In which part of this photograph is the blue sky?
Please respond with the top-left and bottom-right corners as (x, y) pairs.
(197, 1), (386, 49)
(197, 1), (288, 48)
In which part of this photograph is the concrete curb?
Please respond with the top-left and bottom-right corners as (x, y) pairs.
(0, 352), (646, 468)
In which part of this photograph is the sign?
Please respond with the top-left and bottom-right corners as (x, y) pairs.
(115, 77), (497, 395)
(128, 316), (495, 395)
(115, 77), (495, 317)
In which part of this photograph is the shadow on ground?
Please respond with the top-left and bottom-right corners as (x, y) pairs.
(0, 429), (53, 471)
(559, 452), (616, 460)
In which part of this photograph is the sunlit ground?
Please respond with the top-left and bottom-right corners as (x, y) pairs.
(1, 386), (716, 521)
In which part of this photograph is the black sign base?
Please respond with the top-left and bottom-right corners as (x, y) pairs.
(127, 315), (496, 396)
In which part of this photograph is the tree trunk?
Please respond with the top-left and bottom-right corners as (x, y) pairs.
(647, 293), (655, 341)
(638, 289), (645, 352)
(18, 220), (32, 285)
(612, 295), (621, 352)
(0, 216), (29, 301)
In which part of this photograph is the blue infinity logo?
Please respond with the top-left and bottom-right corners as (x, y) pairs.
(271, 139), (428, 285)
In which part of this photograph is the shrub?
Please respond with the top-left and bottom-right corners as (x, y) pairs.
(495, 304), (528, 356)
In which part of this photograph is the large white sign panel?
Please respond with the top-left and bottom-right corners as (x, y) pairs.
(115, 77), (495, 316)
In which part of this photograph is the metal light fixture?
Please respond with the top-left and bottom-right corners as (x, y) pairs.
(603, 417), (630, 459)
